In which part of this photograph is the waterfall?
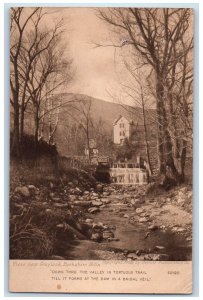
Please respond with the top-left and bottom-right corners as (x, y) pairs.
(109, 163), (147, 185)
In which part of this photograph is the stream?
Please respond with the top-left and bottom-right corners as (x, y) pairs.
(57, 191), (192, 261)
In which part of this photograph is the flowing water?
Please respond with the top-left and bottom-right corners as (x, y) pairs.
(61, 194), (191, 261)
(109, 165), (147, 185)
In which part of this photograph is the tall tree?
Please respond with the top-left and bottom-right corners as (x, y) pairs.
(97, 8), (193, 183)
(10, 7), (41, 155)
(113, 58), (156, 175)
(76, 99), (93, 162)
(10, 8), (74, 155)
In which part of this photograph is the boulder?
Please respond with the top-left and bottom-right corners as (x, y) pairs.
(92, 192), (98, 197)
(107, 237), (119, 242)
(127, 253), (139, 260)
(187, 191), (192, 199)
(85, 218), (93, 223)
(96, 184), (103, 192)
(108, 225), (116, 230)
(27, 184), (36, 189)
(52, 197), (61, 202)
(108, 187), (116, 193)
(69, 195), (77, 201)
(56, 223), (64, 228)
(139, 217), (148, 223)
(159, 225), (166, 230)
(88, 207), (100, 214)
(92, 222), (104, 229)
(130, 199), (136, 205)
(123, 193), (131, 198)
(175, 227), (185, 232)
(27, 185), (39, 195)
(102, 231), (114, 239)
(136, 208), (144, 214)
(144, 232), (150, 239)
(47, 255), (65, 260)
(53, 203), (69, 208)
(100, 205), (106, 209)
(100, 198), (111, 204)
(177, 196), (184, 204)
(140, 212), (150, 218)
(103, 192), (110, 197)
(135, 250), (142, 256)
(75, 187), (82, 195)
(154, 245), (166, 251)
(15, 186), (30, 197)
(49, 182), (54, 189)
(49, 192), (54, 198)
(74, 201), (91, 207)
(73, 179), (79, 186)
(128, 186), (137, 192)
(178, 187), (188, 194)
(90, 232), (103, 242)
(69, 188), (75, 195)
(144, 253), (169, 261)
(148, 224), (159, 231)
(132, 198), (145, 206)
(172, 226), (185, 233)
(91, 200), (103, 207)
(13, 203), (24, 210)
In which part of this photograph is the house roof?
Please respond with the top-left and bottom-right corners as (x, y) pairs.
(113, 115), (135, 126)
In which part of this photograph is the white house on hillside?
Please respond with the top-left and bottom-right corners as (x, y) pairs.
(113, 115), (136, 144)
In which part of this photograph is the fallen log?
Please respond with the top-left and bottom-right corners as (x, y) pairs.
(56, 223), (87, 240)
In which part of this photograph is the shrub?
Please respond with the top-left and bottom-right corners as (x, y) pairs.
(10, 208), (53, 259)
(10, 132), (58, 159)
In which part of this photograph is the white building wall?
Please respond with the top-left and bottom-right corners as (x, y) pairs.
(113, 116), (131, 144)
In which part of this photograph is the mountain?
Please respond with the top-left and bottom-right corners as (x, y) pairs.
(54, 93), (157, 159)
(57, 93), (155, 129)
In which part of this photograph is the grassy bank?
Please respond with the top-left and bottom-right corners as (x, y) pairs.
(9, 156), (96, 259)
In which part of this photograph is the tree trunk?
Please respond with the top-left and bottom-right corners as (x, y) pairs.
(179, 139), (187, 182)
(87, 136), (91, 164)
(11, 57), (21, 157)
(156, 79), (167, 176)
(39, 111), (45, 140)
(164, 130), (183, 183)
(155, 74), (182, 184)
(141, 89), (153, 176)
(168, 93), (180, 160)
(11, 100), (20, 157)
(19, 107), (25, 143)
(86, 119), (91, 164)
(33, 105), (39, 152)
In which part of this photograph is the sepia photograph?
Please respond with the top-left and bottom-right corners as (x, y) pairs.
(8, 6), (194, 293)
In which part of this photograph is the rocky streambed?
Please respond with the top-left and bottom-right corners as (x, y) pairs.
(56, 184), (192, 261)
(10, 180), (192, 261)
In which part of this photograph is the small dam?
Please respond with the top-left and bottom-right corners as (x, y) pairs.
(109, 163), (148, 185)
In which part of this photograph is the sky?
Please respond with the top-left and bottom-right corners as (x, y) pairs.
(14, 7), (194, 108)
(46, 7), (127, 104)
